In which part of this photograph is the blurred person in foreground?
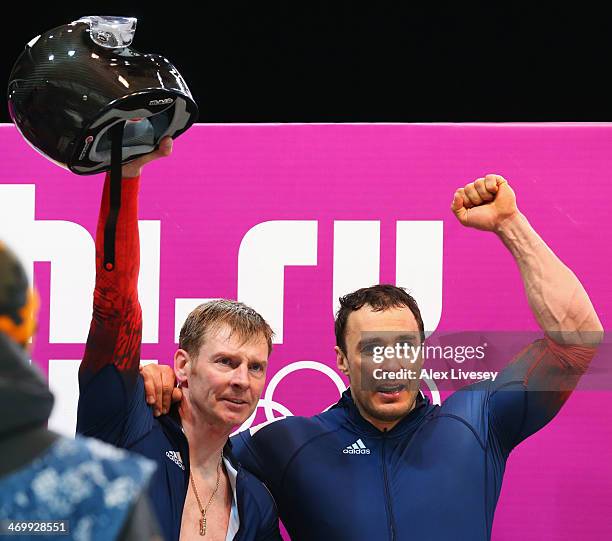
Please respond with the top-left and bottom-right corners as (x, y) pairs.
(0, 243), (161, 541)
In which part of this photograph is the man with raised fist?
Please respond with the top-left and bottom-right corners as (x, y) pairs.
(145, 174), (603, 540)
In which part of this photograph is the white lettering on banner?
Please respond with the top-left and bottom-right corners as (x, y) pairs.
(333, 221), (381, 316)
(0, 185), (94, 343)
(396, 221), (443, 334)
(332, 220), (444, 334)
(138, 222), (161, 343)
(0, 185), (160, 343)
(238, 221), (318, 344)
(48, 360), (79, 436)
(3, 185), (444, 437)
(48, 360), (159, 437)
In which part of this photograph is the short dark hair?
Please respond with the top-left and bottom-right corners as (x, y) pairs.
(335, 284), (425, 353)
(179, 299), (274, 359)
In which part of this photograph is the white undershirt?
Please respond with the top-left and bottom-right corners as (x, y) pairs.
(223, 456), (240, 541)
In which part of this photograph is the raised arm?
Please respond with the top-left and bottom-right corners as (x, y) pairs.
(452, 174), (603, 450)
(452, 174), (603, 344)
(78, 173), (142, 388)
(77, 138), (172, 442)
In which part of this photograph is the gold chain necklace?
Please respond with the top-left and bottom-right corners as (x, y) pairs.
(189, 453), (223, 536)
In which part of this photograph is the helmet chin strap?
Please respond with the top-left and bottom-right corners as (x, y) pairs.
(103, 121), (125, 271)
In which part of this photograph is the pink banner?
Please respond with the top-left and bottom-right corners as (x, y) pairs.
(1, 123), (610, 539)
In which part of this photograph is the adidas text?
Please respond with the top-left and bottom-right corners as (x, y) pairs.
(343, 439), (370, 454)
(166, 450), (185, 470)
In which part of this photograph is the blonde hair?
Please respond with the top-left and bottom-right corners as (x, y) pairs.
(179, 299), (273, 359)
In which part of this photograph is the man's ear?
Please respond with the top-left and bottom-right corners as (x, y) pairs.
(335, 346), (350, 377)
(174, 349), (191, 387)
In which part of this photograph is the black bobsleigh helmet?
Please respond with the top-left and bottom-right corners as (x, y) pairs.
(8, 16), (198, 174)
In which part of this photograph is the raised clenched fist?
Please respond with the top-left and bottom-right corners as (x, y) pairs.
(451, 174), (519, 232)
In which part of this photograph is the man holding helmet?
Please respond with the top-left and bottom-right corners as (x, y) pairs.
(76, 139), (281, 541)
(9, 16), (281, 541)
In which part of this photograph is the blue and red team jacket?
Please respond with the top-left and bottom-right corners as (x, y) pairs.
(76, 175), (281, 541)
(231, 332), (596, 540)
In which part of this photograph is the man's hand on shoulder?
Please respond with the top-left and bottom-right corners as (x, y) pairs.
(140, 363), (182, 416)
(121, 136), (173, 179)
(451, 174), (519, 232)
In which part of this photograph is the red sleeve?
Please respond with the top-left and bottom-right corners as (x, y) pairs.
(79, 173), (142, 390)
(488, 336), (597, 452)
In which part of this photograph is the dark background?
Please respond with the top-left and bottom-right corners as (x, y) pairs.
(3, 3), (611, 122)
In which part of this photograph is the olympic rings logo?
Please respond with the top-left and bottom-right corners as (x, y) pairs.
(235, 360), (441, 433)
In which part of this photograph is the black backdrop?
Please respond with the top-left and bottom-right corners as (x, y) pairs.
(3, 3), (611, 122)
